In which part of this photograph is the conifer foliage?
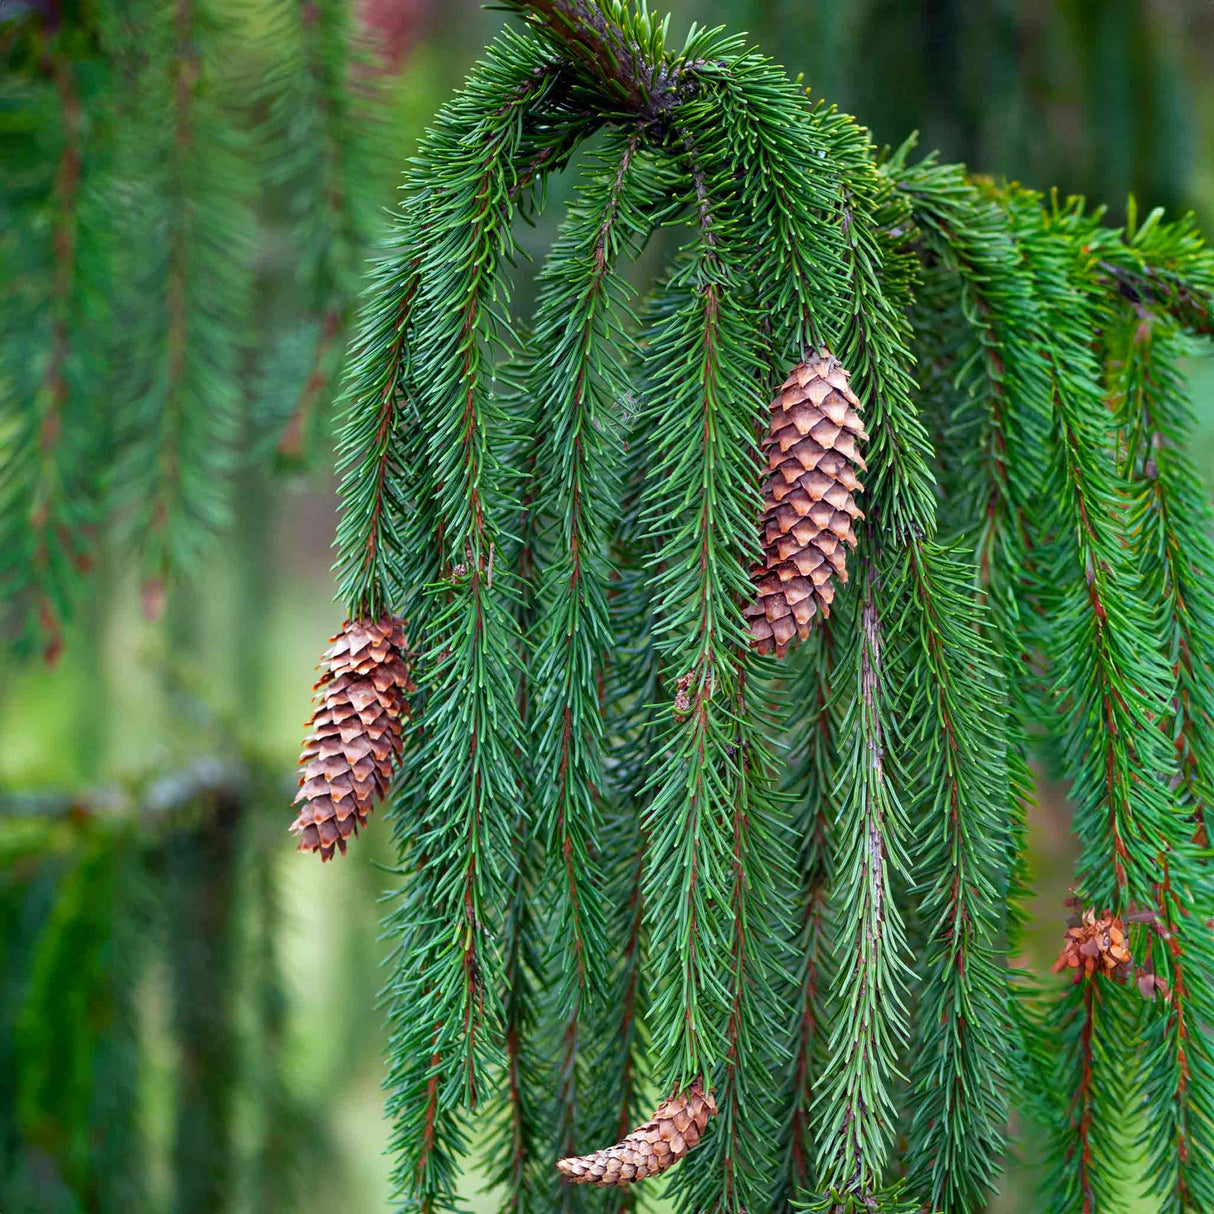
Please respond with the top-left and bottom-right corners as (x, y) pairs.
(296, 2), (1214, 1210)
(9, 0), (1214, 1208)
(0, 0), (391, 654)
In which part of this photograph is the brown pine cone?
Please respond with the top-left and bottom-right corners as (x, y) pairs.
(744, 351), (867, 659)
(555, 1081), (716, 1187)
(289, 615), (415, 861)
(1052, 906), (1133, 982)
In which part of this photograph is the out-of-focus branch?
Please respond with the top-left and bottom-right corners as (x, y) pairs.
(0, 757), (250, 822)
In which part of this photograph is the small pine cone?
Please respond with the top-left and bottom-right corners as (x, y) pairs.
(743, 351), (867, 659)
(1052, 906), (1133, 982)
(290, 615), (415, 861)
(556, 1082), (716, 1187)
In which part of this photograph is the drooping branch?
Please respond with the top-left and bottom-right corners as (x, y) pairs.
(28, 51), (83, 662)
(630, 103), (794, 1214)
(1002, 191), (1197, 1214)
(897, 157), (1043, 1068)
(529, 125), (658, 1010)
(898, 542), (1012, 1213)
(1110, 303), (1214, 1212)
(1, 34), (104, 664)
(807, 130), (929, 1207)
(778, 621), (836, 1204)
(332, 252), (420, 617)
(812, 563), (914, 1198)
(698, 56), (853, 359)
(284, 5), (1214, 1210)
(108, 0), (255, 593)
(1036, 968), (1134, 1214)
(264, 0), (405, 466)
(1011, 192), (1184, 911)
(377, 35), (584, 1211)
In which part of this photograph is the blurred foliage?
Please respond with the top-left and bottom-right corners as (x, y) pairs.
(0, 0), (1211, 1211)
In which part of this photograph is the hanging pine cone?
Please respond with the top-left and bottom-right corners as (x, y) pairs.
(555, 1082), (716, 1187)
(743, 351), (867, 658)
(290, 615), (415, 861)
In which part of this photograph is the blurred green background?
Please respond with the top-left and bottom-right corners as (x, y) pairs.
(2, 1), (1213, 1211)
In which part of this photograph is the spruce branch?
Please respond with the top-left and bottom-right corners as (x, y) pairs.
(284, 4), (1214, 1208)
(1, 31), (105, 662)
(823, 123), (936, 542)
(527, 126), (667, 1009)
(812, 561), (914, 1197)
(522, 129), (681, 1209)
(1112, 226), (1214, 849)
(809, 135), (927, 1205)
(1136, 856), (1214, 1213)
(378, 33), (585, 1211)
(631, 99), (793, 1214)
(482, 815), (547, 1213)
(108, 0), (255, 593)
(1111, 307), (1214, 1210)
(699, 58), (853, 359)
(334, 46), (592, 620)
(778, 622), (837, 1203)
(1034, 970), (1135, 1214)
(580, 296), (676, 1212)
(896, 542), (1012, 1213)
(261, 0), (391, 462)
(896, 158), (1054, 516)
(332, 245), (421, 617)
(26, 50), (83, 662)
(1011, 192), (1186, 912)
(481, 360), (549, 1213)
(896, 159), (1044, 1080)
(638, 144), (759, 1094)
(1007, 191), (1196, 1211)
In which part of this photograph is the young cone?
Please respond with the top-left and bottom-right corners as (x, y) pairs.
(290, 616), (414, 860)
(555, 1081), (716, 1187)
(1052, 906), (1134, 984)
(744, 352), (867, 658)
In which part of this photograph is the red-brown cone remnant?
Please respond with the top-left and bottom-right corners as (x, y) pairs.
(1052, 906), (1133, 982)
(555, 1082), (716, 1187)
(290, 615), (414, 860)
(743, 351), (867, 659)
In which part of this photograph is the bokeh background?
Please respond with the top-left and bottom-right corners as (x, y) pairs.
(2, 1), (1213, 1211)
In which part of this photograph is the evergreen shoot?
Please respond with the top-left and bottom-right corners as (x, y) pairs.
(296, 3), (1214, 1209)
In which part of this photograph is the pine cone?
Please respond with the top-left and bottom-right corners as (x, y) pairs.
(555, 1082), (716, 1187)
(290, 616), (415, 861)
(1052, 906), (1133, 982)
(743, 351), (867, 658)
